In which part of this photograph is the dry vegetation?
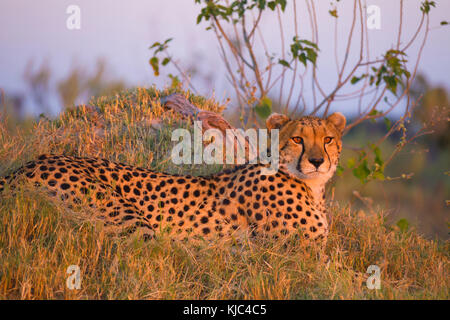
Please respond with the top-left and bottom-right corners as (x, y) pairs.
(0, 88), (448, 299)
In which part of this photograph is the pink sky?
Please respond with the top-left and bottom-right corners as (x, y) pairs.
(0, 0), (449, 115)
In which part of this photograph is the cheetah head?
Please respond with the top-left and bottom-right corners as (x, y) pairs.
(266, 112), (346, 183)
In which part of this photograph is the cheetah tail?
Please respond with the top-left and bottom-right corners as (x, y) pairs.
(0, 171), (17, 193)
(0, 176), (7, 193)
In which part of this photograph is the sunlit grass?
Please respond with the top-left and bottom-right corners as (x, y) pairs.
(0, 87), (448, 299)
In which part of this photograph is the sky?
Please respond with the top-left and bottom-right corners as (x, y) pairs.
(0, 0), (449, 116)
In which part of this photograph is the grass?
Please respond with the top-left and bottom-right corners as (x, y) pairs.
(333, 122), (450, 239)
(0, 87), (448, 299)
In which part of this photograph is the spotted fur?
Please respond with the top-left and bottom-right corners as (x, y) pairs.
(0, 112), (346, 243)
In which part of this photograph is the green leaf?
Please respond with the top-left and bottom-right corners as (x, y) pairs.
(254, 96), (273, 120)
(290, 37), (319, 68)
(162, 57), (171, 66)
(351, 75), (366, 84)
(278, 0), (287, 11)
(149, 42), (161, 49)
(256, 0), (267, 10)
(306, 48), (317, 64)
(396, 218), (410, 233)
(278, 59), (291, 68)
(336, 165), (344, 176)
(372, 171), (385, 181)
(420, 1), (436, 14)
(347, 157), (356, 169)
(372, 145), (383, 166)
(384, 75), (398, 95)
(353, 159), (371, 184)
(196, 13), (203, 24)
(268, 1), (276, 10)
(299, 39), (319, 50)
(329, 9), (338, 18)
(384, 117), (391, 130)
(149, 57), (159, 76)
(168, 74), (181, 89)
(298, 53), (307, 67)
(368, 109), (381, 118)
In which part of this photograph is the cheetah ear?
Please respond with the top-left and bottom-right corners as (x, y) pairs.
(327, 112), (346, 133)
(266, 113), (290, 131)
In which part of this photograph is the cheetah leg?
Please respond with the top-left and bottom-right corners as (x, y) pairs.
(92, 196), (155, 241)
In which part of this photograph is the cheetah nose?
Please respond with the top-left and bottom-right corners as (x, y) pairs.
(308, 157), (324, 169)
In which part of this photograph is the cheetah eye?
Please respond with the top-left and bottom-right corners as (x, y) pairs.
(324, 136), (333, 144)
(291, 137), (303, 144)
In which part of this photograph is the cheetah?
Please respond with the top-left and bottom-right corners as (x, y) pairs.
(0, 112), (346, 243)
